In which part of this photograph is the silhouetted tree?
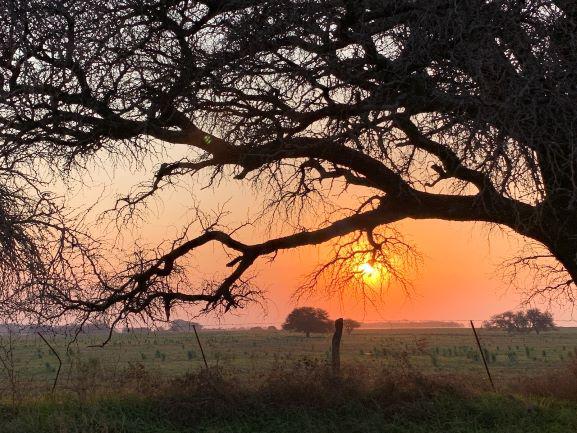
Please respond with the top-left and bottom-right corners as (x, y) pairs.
(1, 1), (577, 324)
(282, 307), (332, 337)
(526, 308), (556, 334)
(484, 311), (518, 333)
(169, 320), (202, 332)
(343, 319), (361, 335)
(484, 309), (556, 333)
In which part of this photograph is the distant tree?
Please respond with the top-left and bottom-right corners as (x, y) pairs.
(484, 311), (526, 332)
(123, 326), (150, 334)
(169, 320), (202, 332)
(526, 309), (556, 334)
(282, 307), (332, 338)
(484, 309), (556, 333)
(267, 326), (277, 331)
(343, 319), (362, 335)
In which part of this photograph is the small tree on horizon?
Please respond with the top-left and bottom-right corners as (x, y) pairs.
(169, 320), (202, 332)
(343, 319), (362, 335)
(282, 307), (332, 338)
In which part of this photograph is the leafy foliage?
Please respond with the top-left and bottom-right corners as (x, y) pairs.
(483, 309), (556, 334)
(282, 307), (333, 337)
(343, 319), (362, 335)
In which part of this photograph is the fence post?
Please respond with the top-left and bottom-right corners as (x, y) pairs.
(470, 320), (496, 391)
(37, 332), (62, 393)
(193, 324), (209, 369)
(331, 318), (343, 373)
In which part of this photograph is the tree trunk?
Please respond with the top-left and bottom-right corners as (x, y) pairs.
(545, 233), (577, 287)
(306, 331), (310, 338)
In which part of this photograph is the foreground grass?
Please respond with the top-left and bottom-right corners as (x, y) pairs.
(2, 366), (577, 433)
(2, 393), (576, 433)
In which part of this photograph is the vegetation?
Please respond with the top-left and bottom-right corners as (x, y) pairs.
(344, 319), (362, 335)
(169, 320), (202, 332)
(282, 307), (333, 337)
(1, 328), (577, 431)
(0, 0), (576, 327)
(484, 309), (556, 334)
(2, 362), (577, 433)
(2, 327), (577, 395)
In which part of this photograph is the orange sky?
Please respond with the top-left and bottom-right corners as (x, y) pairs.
(65, 146), (577, 328)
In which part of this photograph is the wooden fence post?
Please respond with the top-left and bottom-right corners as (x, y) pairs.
(193, 324), (209, 369)
(470, 320), (496, 391)
(332, 318), (343, 373)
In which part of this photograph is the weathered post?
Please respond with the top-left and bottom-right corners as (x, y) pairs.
(331, 318), (343, 373)
(37, 332), (62, 393)
(193, 324), (209, 369)
(470, 320), (495, 391)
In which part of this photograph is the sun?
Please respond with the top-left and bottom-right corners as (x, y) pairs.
(356, 261), (388, 285)
(359, 262), (377, 277)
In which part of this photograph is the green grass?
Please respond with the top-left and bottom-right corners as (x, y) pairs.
(2, 328), (577, 432)
(3, 327), (576, 392)
(1, 390), (576, 432)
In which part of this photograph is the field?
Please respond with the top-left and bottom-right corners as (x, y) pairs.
(3, 327), (577, 392)
(3, 328), (577, 432)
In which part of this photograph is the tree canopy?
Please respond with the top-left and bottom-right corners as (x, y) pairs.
(0, 0), (576, 326)
(282, 307), (333, 337)
(483, 308), (556, 333)
(343, 319), (361, 334)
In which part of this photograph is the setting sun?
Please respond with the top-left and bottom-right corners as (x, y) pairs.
(356, 261), (390, 285)
(359, 262), (377, 276)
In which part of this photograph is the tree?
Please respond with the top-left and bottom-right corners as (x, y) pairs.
(343, 319), (361, 335)
(484, 309), (556, 333)
(282, 307), (332, 337)
(526, 308), (556, 334)
(1, 1), (577, 324)
(169, 319), (202, 332)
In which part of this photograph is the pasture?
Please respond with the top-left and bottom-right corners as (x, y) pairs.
(3, 328), (577, 432)
(3, 327), (577, 392)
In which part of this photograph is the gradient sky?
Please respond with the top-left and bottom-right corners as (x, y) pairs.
(67, 145), (577, 328)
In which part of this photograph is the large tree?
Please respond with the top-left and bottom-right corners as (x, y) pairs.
(484, 308), (556, 333)
(1, 0), (576, 326)
(282, 307), (333, 337)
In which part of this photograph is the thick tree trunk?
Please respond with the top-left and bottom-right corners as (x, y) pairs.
(549, 237), (577, 284)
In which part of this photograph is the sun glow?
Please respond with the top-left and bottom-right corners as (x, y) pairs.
(359, 262), (377, 276)
(357, 261), (389, 285)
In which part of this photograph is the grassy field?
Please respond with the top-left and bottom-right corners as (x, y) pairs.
(2, 327), (577, 392)
(2, 390), (577, 433)
(2, 328), (577, 432)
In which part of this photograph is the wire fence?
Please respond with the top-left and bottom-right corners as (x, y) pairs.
(1, 317), (576, 396)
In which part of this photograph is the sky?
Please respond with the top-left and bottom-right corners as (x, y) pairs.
(65, 145), (577, 329)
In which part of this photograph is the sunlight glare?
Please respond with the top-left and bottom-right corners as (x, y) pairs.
(359, 262), (377, 276)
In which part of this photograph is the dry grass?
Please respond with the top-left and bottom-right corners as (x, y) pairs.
(509, 357), (577, 401)
(2, 361), (577, 432)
